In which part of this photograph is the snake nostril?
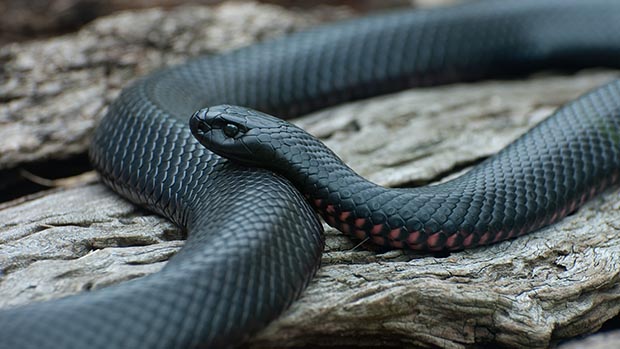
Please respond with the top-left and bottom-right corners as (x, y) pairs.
(198, 122), (211, 134)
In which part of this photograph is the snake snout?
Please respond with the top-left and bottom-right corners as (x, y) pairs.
(190, 106), (261, 165)
(190, 107), (230, 154)
(189, 110), (211, 135)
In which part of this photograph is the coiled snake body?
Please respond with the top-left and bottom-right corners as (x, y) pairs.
(2, 1), (620, 348)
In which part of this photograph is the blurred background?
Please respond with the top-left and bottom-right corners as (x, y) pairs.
(0, 0), (455, 45)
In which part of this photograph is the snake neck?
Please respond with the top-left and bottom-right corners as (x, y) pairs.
(271, 125), (376, 195)
(263, 124), (389, 232)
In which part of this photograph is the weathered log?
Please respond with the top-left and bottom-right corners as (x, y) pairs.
(559, 330), (620, 349)
(0, 2), (619, 348)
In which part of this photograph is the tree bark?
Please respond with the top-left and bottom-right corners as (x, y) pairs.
(0, 2), (619, 348)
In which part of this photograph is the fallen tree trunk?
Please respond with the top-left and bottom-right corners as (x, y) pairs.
(0, 2), (619, 348)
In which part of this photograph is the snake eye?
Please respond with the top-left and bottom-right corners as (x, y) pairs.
(223, 123), (239, 138)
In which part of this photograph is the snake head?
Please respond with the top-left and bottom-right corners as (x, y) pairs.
(190, 105), (289, 168)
